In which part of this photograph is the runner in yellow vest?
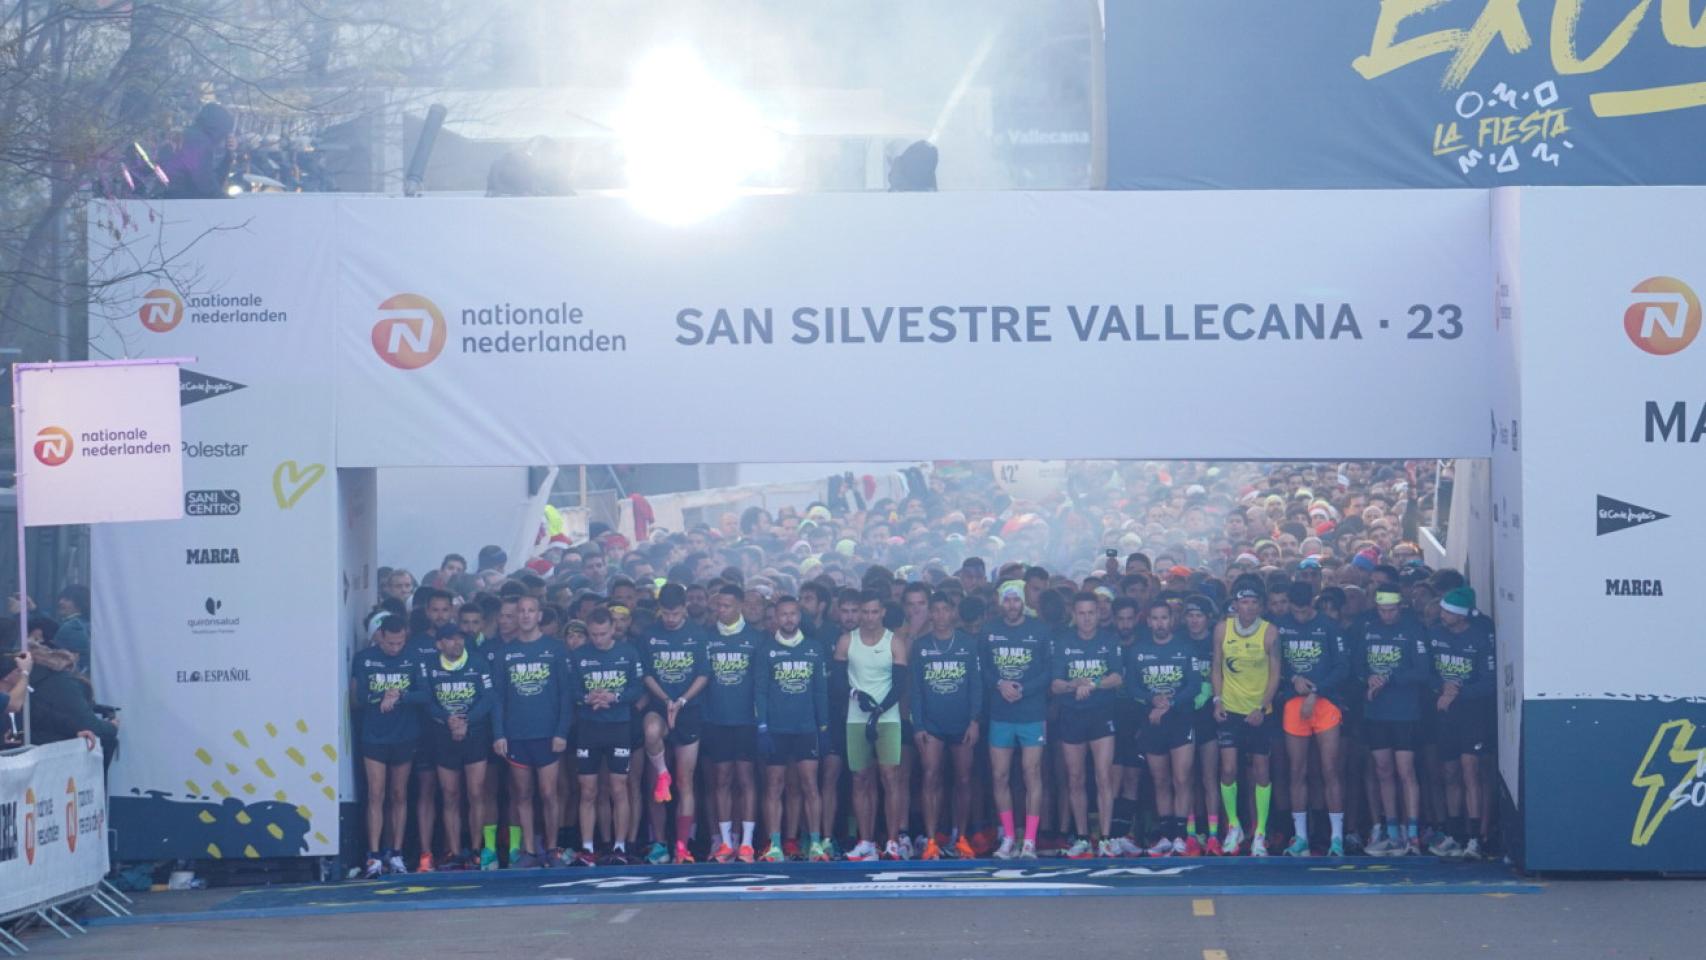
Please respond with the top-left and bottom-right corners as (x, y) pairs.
(1211, 575), (1281, 856)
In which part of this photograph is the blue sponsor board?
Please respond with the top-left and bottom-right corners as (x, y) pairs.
(1106, 0), (1706, 188)
(1525, 698), (1706, 873)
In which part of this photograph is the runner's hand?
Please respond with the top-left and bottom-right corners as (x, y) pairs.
(1293, 676), (1313, 696)
(1301, 693), (1315, 721)
(1245, 708), (1265, 727)
(551, 736), (568, 754)
(1213, 703), (1227, 722)
(962, 720), (979, 748)
(493, 738), (509, 758)
(1152, 694), (1171, 714)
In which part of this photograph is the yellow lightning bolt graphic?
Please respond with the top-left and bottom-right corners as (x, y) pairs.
(1631, 719), (1706, 847)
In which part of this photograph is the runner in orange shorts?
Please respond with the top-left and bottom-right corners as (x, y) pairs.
(1276, 580), (1347, 856)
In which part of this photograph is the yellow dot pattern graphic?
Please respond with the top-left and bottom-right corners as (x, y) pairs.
(187, 716), (341, 856)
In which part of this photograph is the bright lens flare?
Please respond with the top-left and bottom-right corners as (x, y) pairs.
(617, 48), (778, 225)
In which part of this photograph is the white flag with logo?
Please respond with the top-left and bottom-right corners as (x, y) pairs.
(16, 361), (185, 527)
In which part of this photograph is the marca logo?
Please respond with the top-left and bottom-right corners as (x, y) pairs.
(139, 288), (185, 333)
(185, 489), (241, 516)
(1625, 277), (1700, 356)
(186, 548), (240, 565)
(179, 369), (247, 407)
(32, 426), (73, 467)
(373, 293), (446, 370)
(1605, 578), (1663, 597)
(1596, 495), (1670, 536)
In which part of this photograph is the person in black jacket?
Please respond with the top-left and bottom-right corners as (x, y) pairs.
(25, 642), (118, 772)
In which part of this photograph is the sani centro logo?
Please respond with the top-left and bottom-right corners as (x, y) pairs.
(32, 427), (73, 467)
(1625, 277), (1700, 356)
(373, 294), (447, 370)
(139, 288), (185, 333)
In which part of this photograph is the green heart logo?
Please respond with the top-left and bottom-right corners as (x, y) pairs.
(272, 460), (326, 510)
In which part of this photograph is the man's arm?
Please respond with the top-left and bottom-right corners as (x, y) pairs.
(1262, 628), (1282, 710)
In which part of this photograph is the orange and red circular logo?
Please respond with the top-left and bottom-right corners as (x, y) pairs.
(139, 288), (185, 333)
(372, 294), (446, 370)
(33, 426), (73, 467)
(1625, 277), (1700, 356)
(23, 787), (35, 865)
(64, 776), (78, 854)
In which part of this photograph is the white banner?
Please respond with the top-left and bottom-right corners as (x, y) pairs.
(1490, 188), (1525, 799)
(1515, 187), (1705, 702)
(0, 740), (110, 914)
(335, 191), (1495, 466)
(90, 199), (343, 859)
(15, 362), (183, 527)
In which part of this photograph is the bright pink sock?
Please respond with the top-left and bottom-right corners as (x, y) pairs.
(676, 816), (694, 845)
(999, 811), (1016, 840)
(1024, 815), (1040, 843)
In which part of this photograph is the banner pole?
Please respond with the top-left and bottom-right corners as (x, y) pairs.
(11, 362), (30, 746)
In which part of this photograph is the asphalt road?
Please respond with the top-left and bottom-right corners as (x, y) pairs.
(16, 875), (1704, 959)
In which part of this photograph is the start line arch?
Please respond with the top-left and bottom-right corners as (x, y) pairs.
(87, 187), (1705, 873)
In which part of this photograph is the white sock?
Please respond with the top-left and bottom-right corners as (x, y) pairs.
(741, 821), (756, 847)
(1292, 812), (1308, 842)
(1329, 812), (1344, 840)
(583, 839), (595, 852)
(614, 839), (625, 852)
(719, 821), (733, 846)
(648, 750), (668, 775)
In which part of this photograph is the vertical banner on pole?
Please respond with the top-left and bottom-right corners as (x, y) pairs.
(15, 361), (186, 528)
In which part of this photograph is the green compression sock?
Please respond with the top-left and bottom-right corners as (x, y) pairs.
(1255, 783), (1272, 836)
(1219, 783), (1241, 829)
(482, 824), (497, 851)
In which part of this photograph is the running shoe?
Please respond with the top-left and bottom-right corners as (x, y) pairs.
(646, 841), (671, 865)
(761, 843), (786, 863)
(897, 835), (915, 860)
(1145, 837), (1174, 857)
(783, 838), (802, 861)
(571, 849), (597, 867)
(846, 840), (879, 861)
(362, 857), (384, 880)
(1221, 825), (1245, 856)
(970, 828), (997, 858)
(1114, 836), (1144, 857)
(1251, 834), (1269, 857)
(882, 839), (904, 860)
(1343, 832), (1364, 855)
(808, 839), (831, 862)
(600, 850), (630, 866)
(1019, 839), (1038, 860)
(953, 836), (977, 860)
(993, 837), (1017, 860)
(1205, 835), (1224, 856)
(1096, 838), (1118, 858)
(505, 847), (523, 869)
(387, 852), (408, 875)
(1429, 836), (1463, 858)
(416, 852), (436, 873)
(710, 841), (736, 863)
(1364, 836), (1398, 856)
(674, 841), (695, 864)
(516, 850), (546, 869)
(1404, 836), (1423, 857)
(920, 837), (943, 860)
(653, 769), (673, 804)
(1461, 838), (1484, 861)
(545, 848), (567, 868)
(1065, 838), (1094, 859)
(1180, 836), (1204, 857)
(1284, 836), (1311, 857)
(1327, 837), (1345, 857)
(737, 844), (757, 864)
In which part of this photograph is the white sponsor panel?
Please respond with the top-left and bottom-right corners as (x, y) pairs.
(0, 740), (110, 914)
(15, 362), (183, 527)
(1515, 188), (1704, 701)
(336, 191), (1494, 466)
(90, 199), (342, 858)
(1490, 188), (1524, 799)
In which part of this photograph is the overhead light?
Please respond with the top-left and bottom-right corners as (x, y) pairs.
(616, 47), (779, 226)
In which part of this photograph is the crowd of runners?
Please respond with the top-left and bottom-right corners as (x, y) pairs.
(351, 460), (1498, 876)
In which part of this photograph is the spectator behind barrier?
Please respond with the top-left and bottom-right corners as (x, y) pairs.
(26, 642), (119, 773)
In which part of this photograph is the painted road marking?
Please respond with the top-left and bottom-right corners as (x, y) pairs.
(609, 908), (639, 924)
(1204, 950), (1229, 960)
(1193, 898), (1216, 917)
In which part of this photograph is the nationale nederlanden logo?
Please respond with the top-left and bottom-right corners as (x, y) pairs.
(139, 288), (185, 333)
(33, 427), (73, 467)
(1625, 277), (1700, 356)
(373, 294), (446, 370)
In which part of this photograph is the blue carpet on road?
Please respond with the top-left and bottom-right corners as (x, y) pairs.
(96, 857), (1541, 924)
